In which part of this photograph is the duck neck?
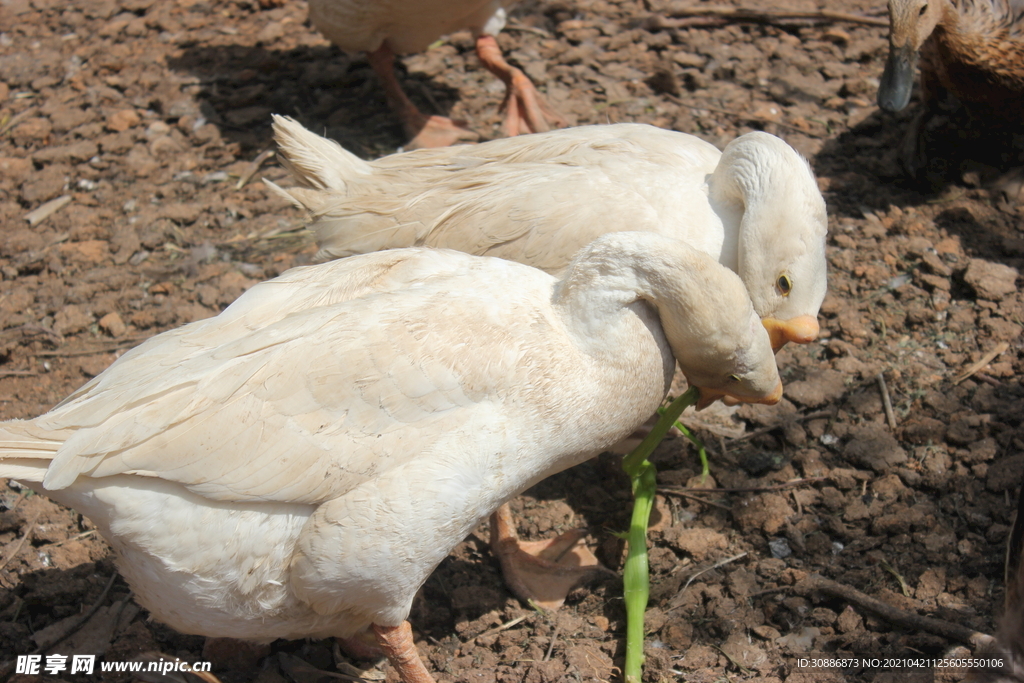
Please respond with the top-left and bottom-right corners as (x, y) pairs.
(707, 141), (783, 283)
(707, 134), (821, 316)
(551, 233), (718, 357)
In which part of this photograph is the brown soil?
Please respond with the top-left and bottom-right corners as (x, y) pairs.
(2, 0), (1023, 681)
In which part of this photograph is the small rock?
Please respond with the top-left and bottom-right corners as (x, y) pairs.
(668, 527), (727, 560)
(672, 51), (706, 68)
(0, 156), (33, 182)
(98, 311), (127, 337)
(785, 369), (847, 408)
(106, 108), (141, 132)
(10, 117), (53, 146)
(149, 134), (183, 158)
(32, 140), (99, 164)
(55, 304), (94, 336)
(720, 632), (767, 670)
(20, 165), (68, 204)
(733, 493), (794, 535)
(123, 146), (159, 177)
(823, 27), (850, 44)
(58, 240), (110, 264)
(752, 624), (781, 640)
(843, 423), (908, 472)
(963, 258), (1018, 300)
(915, 568), (946, 601)
(750, 101), (784, 122)
(987, 454), (1024, 491)
(160, 202), (202, 225)
(111, 225), (141, 265)
(679, 644), (720, 669)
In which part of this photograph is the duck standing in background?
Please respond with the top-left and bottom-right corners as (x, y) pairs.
(307, 0), (565, 149)
(0, 233), (781, 683)
(877, 0), (1024, 179)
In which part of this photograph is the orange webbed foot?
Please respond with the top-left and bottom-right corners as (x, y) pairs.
(489, 503), (611, 610)
(475, 35), (567, 138)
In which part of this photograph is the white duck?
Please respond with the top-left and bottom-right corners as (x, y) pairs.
(269, 116), (828, 351)
(0, 233), (781, 683)
(306, 0), (565, 149)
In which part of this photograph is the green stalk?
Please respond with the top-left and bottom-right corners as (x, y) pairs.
(656, 407), (710, 480)
(620, 386), (700, 683)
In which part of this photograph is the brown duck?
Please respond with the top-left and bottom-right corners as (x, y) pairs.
(878, 0), (1024, 116)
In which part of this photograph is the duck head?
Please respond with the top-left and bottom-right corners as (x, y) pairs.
(710, 132), (829, 353)
(634, 235), (784, 410)
(878, 0), (945, 112)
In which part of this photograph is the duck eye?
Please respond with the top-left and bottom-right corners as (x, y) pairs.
(728, 374), (741, 383)
(777, 274), (793, 296)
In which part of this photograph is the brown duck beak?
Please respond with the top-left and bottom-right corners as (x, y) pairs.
(762, 315), (820, 352)
(878, 42), (917, 113)
(696, 380), (783, 411)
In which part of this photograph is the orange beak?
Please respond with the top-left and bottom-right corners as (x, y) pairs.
(762, 315), (820, 352)
(695, 380), (783, 411)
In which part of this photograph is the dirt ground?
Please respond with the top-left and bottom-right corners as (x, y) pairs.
(2, 0), (1024, 681)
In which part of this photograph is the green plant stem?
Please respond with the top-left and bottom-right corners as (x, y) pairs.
(621, 386), (699, 683)
(655, 406), (710, 479)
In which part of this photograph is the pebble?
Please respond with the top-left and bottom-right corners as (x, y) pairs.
(106, 108), (141, 132)
(98, 311), (127, 337)
(10, 117), (53, 145)
(964, 258), (1018, 300)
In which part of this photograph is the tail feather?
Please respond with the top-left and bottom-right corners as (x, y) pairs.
(271, 114), (372, 192)
(263, 179), (333, 215)
(0, 420), (62, 484)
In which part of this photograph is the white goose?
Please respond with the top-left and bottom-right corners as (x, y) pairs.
(269, 117), (829, 351)
(306, 0), (565, 149)
(0, 233), (781, 683)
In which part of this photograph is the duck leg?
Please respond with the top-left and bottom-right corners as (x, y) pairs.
(489, 503), (609, 610)
(366, 44), (480, 150)
(474, 35), (567, 137)
(372, 622), (436, 683)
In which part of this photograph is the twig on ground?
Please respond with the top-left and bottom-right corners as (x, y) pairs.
(504, 20), (551, 37)
(645, 8), (888, 29)
(659, 489), (732, 510)
(0, 509), (42, 572)
(660, 477), (826, 497)
(0, 323), (64, 346)
(236, 149), (275, 190)
(24, 195), (73, 227)
(34, 572), (119, 655)
(794, 575), (991, 648)
(667, 552), (749, 608)
(543, 622), (561, 661)
(34, 336), (152, 358)
(0, 107), (38, 136)
(734, 410), (833, 442)
(0, 371), (37, 378)
(876, 373), (897, 430)
(5, 491), (27, 513)
(972, 372), (1005, 388)
(953, 341), (1009, 384)
(474, 614), (532, 640)
(49, 529), (97, 547)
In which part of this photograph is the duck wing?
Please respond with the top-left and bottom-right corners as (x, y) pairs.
(35, 251), (545, 505)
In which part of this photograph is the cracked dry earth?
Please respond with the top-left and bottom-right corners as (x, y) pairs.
(2, 0), (1024, 681)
